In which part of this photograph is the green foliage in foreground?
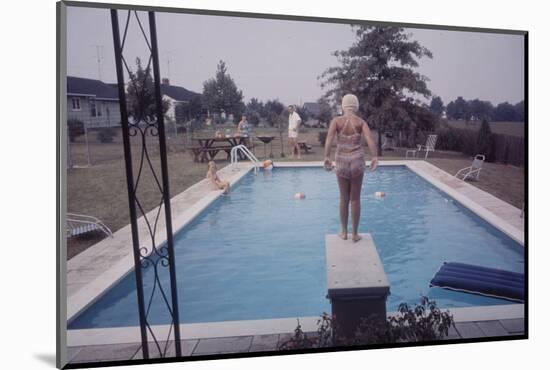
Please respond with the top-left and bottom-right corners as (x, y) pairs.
(278, 296), (454, 350)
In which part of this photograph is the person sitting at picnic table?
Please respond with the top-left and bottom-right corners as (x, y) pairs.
(207, 161), (230, 194)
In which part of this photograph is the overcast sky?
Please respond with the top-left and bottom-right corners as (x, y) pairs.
(67, 6), (524, 106)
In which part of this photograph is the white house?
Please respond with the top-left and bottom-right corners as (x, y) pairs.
(160, 78), (200, 123)
(67, 76), (121, 128)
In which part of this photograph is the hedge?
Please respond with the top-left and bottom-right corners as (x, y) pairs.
(435, 126), (524, 166)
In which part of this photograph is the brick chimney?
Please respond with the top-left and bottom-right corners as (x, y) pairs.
(161, 78), (170, 85)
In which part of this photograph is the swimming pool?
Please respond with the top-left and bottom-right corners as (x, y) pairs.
(68, 166), (524, 329)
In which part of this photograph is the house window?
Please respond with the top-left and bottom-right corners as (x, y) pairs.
(71, 97), (81, 111)
(90, 99), (97, 117)
(97, 101), (103, 117)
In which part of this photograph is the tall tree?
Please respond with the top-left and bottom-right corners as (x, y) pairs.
(477, 118), (493, 160)
(446, 101), (457, 120)
(493, 102), (517, 121)
(246, 98), (265, 115)
(468, 99), (493, 121)
(295, 106), (310, 125)
(246, 98), (265, 126)
(264, 99), (286, 156)
(316, 98), (334, 127)
(514, 100), (525, 121)
(264, 99), (285, 127)
(126, 57), (170, 122)
(320, 25), (433, 155)
(202, 60), (245, 122)
(453, 96), (469, 122)
(429, 96), (445, 118)
(175, 94), (203, 123)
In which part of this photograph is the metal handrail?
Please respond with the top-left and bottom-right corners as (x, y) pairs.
(231, 144), (260, 174)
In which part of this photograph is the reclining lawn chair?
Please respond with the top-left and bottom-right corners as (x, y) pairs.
(66, 213), (114, 238)
(455, 154), (485, 181)
(405, 134), (438, 159)
(417, 134), (438, 159)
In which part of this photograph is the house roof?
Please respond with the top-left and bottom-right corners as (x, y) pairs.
(67, 76), (119, 99)
(67, 76), (200, 102)
(161, 83), (200, 102)
(302, 102), (321, 115)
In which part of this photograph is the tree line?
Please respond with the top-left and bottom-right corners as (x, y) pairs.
(174, 60), (334, 128)
(430, 96), (524, 122)
(124, 25), (523, 159)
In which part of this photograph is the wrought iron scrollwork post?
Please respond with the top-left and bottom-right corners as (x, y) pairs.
(110, 9), (181, 359)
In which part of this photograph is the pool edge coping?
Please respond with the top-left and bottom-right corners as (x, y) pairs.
(67, 303), (524, 346)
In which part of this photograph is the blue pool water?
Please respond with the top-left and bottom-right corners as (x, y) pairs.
(69, 166), (524, 329)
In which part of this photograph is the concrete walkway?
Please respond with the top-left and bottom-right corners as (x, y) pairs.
(67, 318), (524, 364)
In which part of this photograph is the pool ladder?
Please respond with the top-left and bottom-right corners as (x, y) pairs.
(231, 145), (260, 174)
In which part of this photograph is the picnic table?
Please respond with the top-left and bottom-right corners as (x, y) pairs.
(189, 136), (251, 163)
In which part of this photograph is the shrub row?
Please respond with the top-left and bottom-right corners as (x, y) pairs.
(436, 126), (524, 166)
(318, 125), (524, 166)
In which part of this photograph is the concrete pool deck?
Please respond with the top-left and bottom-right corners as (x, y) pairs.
(65, 160), (525, 363)
(66, 305), (525, 364)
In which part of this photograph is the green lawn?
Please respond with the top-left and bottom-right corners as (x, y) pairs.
(446, 120), (524, 137)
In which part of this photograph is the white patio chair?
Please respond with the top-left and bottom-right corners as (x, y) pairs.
(455, 154), (485, 181)
(67, 213), (114, 238)
(416, 134), (438, 159)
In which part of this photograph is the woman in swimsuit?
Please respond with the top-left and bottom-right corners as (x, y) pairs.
(324, 94), (378, 242)
(207, 161), (230, 194)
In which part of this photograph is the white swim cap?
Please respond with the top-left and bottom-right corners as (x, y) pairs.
(342, 94), (359, 111)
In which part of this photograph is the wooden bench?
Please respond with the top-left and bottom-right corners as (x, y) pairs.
(187, 145), (233, 162)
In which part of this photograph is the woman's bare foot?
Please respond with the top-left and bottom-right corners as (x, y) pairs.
(352, 234), (362, 242)
(338, 231), (348, 240)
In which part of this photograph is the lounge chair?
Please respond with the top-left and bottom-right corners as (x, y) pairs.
(405, 134), (438, 159)
(455, 154), (485, 181)
(417, 134), (438, 159)
(67, 213), (114, 238)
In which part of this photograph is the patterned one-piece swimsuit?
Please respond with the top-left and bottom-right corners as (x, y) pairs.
(335, 118), (365, 179)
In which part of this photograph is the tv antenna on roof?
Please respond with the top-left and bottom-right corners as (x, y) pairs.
(92, 44), (104, 81)
(163, 50), (174, 80)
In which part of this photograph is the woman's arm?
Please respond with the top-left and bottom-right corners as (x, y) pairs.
(324, 118), (338, 159)
(362, 120), (379, 170)
(323, 118), (338, 170)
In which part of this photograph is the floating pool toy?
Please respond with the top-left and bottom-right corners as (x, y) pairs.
(294, 192), (306, 200)
(263, 160), (274, 170)
(375, 191), (386, 198)
(430, 262), (524, 302)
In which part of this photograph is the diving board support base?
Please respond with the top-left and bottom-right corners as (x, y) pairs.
(325, 234), (390, 339)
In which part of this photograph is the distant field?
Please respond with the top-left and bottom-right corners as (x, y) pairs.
(445, 120), (524, 137)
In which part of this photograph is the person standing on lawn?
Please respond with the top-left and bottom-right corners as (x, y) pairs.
(287, 105), (302, 159)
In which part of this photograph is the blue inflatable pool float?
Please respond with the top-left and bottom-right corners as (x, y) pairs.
(430, 262), (524, 302)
